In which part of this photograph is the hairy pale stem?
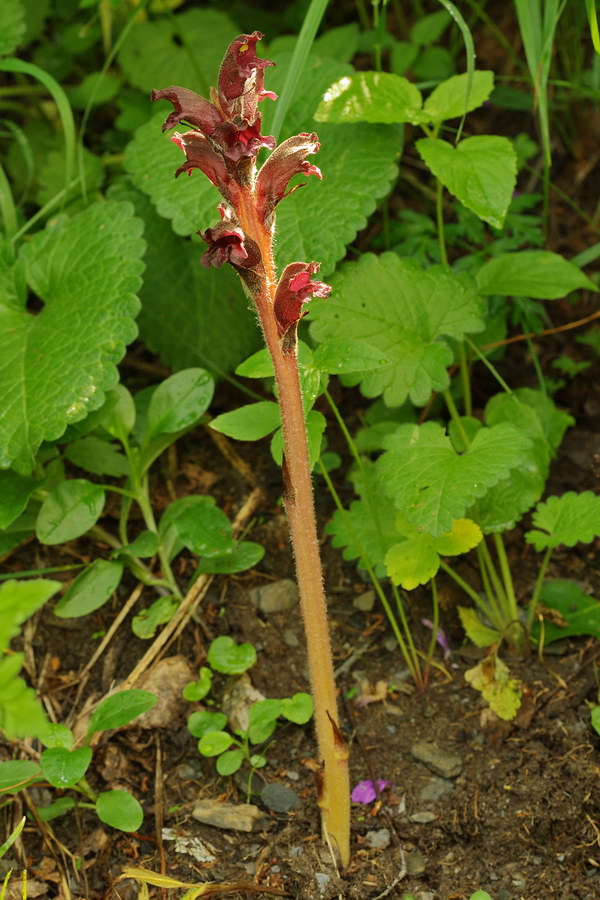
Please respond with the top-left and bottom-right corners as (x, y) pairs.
(237, 196), (350, 865)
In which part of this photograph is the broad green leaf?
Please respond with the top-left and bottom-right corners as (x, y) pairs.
(280, 693), (313, 725)
(187, 710), (227, 739)
(88, 689), (157, 736)
(170, 500), (233, 557)
(313, 338), (389, 374)
(40, 747), (92, 788)
(526, 492), (600, 551)
(422, 71), (494, 123)
(0, 654), (48, 739)
(194, 541), (265, 575)
(326, 461), (399, 576)
(0, 201), (144, 472)
(182, 667), (212, 703)
(210, 401), (280, 442)
(131, 595), (178, 640)
(36, 479), (105, 545)
(248, 699), (283, 744)
(458, 607), (501, 648)
(385, 517), (482, 589)
(118, 8), (237, 93)
(207, 636), (256, 676)
(465, 656), (522, 721)
(377, 421), (531, 536)
(530, 580), (600, 644)
(235, 349), (274, 379)
(67, 72), (121, 109)
(63, 437), (130, 477)
(36, 147), (104, 208)
(469, 892), (493, 900)
(216, 749), (244, 776)
(145, 368), (214, 441)
(0, 578), (60, 649)
(96, 789), (143, 832)
(0, 471), (40, 529)
(411, 9), (451, 45)
(311, 253), (483, 407)
(0, 760), (40, 794)
(416, 136), (517, 228)
(0, 3), (26, 56)
(314, 71), (423, 124)
(476, 251), (597, 298)
(53, 559), (124, 619)
(198, 730), (235, 757)
(313, 23), (360, 63)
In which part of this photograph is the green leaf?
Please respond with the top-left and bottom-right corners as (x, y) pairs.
(385, 517), (482, 590)
(36, 797), (76, 822)
(36, 479), (105, 545)
(314, 71), (423, 124)
(207, 636), (256, 676)
(118, 8), (238, 93)
(465, 656), (522, 721)
(145, 368), (214, 441)
(63, 437), (130, 478)
(530, 580), (600, 645)
(248, 699), (282, 744)
(39, 723), (73, 749)
(182, 667), (212, 703)
(280, 693), (313, 725)
(422, 71), (494, 123)
(194, 541), (265, 575)
(376, 422), (531, 536)
(313, 23), (360, 63)
(67, 72), (121, 109)
(101, 385), (136, 442)
(310, 253), (483, 407)
(0, 471), (40, 529)
(0, 578), (60, 649)
(235, 349), (274, 379)
(36, 146), (104, 208)
(458, 607), (501, 648)
(476, 251), (598, 298)
(416, 136), (517, 228)
(0, 201), (144, 472)
(313, 338), (389, 374)
(592, 707), (600, 737)
(169, 500), (233, 558)
(0, 654), (48, 739)
(187, 710), (227, 739)
(469, 892), (493, 900)
(53, 559), (124, 618)
(131, 595), (178, 640)
(0, 3), (26, 56)
(411, 9), (451, 45)
(88, 689), (157, 735)
(216, 749), (244, 776)
(526, 492), (600, 551)
(119, 530), (159, 560)
(198, 730), (235, 757)
(40, 747), (92, 788)
(0, 760), (40, 794)
(96, 789), (143, 832)
(210, 402), (281, 441)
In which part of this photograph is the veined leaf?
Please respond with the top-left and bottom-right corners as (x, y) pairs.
(0, 2), (26, 56)
(309, 253), (483, 407)
(458, 607), (501, 648)
(476, 250), (597, 298)
(465, 655), (522, 721)
(531, 580), (600, 644)
(422, 71), (494, 122)
(314, 71), (424, 124)
(525, 492), (600, 551)
(385, 517), (482, 590)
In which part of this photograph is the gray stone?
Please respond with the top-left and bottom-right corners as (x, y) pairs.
(410, 739), (463, 778)
(419, 776), (454, 801)
(260, 782), (300, 812)
(192, 799), (268, 832)
(365, 828), (390, 850)
(315, 873), (331, 893)
(417, 893), (436, 900)
(283, 629), (299, 647)
(409, 811), (437, 823)
(233, 768), (267, 797)
(249, 579), (299, 614)
(405, 849), (427, 875)
(353, 590), (375, 611)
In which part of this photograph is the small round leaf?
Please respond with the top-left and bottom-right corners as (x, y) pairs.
(145, 368), (214, 440)
(198, 730), (235, 757)
(96, 789), (143, 832)
(41, 747), (92, 788)
(36, 480), (105, 545)
(216, 749), (244, 776)
(187, 710), (227, 739)
(207, 636), (256, 675)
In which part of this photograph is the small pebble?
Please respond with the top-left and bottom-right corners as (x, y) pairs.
(260, 782), (300, 813)
(283, 629), (299, 647)
(353, 590), (375, 611)
(365, 828), (390, 850)
(410, 739), (463, 778)
(405, 849), (427, 875)
(315, 872), (331, 893)
(420, 776), (454, 801)
(409, 811), (437, 823)
(249, 579), (299, 613)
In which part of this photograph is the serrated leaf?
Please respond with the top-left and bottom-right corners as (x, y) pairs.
(384, 517), (482, 590)
(88, 689), (157, 736)
(476, 250), (597, 298)
(310, 253), (483, 407)
(53, 559), (124, 618)
(465, 656), (522, 721)
(313, 338), (389, 374)
(118, 8), (238, 93)
(422, 71), (494, 123)
(96, 789), (143, 832)
(530, 580), (600, 644)
(41, 747), (92, 788)
(36, 147), (104, 208)
(377, 421), (531, 536)
(0, 2), (26, 56)
(0, 201), (144, 472)
(36, 479), (105, 545)
(63, 437), (130, 477)
(0, 578), (60, 649)
(526, 492), (600, 551)
(416, 136), (517, 228)
(210, 402), (280, 441)
(314, 71), (423, 124)
(457, 607), (501, 648)
(0, 470), (40, 529)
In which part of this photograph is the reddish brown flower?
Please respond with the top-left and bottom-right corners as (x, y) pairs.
(256, 133), (322, 226)
(274, 261), (331, 339)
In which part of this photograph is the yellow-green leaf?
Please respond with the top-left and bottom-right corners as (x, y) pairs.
(465, 656), (522, 721)
(458, 606), (501, 648)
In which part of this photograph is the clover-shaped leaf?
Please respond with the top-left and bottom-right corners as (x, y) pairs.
(384, 516), (482, 590)
(207, 636), (256, 676)
(0, 201), (144, 472)
(525, 492), (600, 551)
(377, 421), (530, 537)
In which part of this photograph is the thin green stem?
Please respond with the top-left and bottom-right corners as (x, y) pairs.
(479, 539), (509, 619)
(135, 478), (182, 599)
(424, 577), (440, 684)
(0, 564), (86, 582)
(527, 546), (553, 632)
(492, 533), (517, 621)
(442, 389), (469, 447)
(458, 342), (472, 417)
(75, 776), (97, 802)
(435, 178), (448, 265)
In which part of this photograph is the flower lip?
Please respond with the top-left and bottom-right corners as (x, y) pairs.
(218, 31), (275, 105)
(351, 780), (391, 804)
(151, 86), (223, 135)
(274, 261), (331, 339)
(256, 132), (322, 225)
